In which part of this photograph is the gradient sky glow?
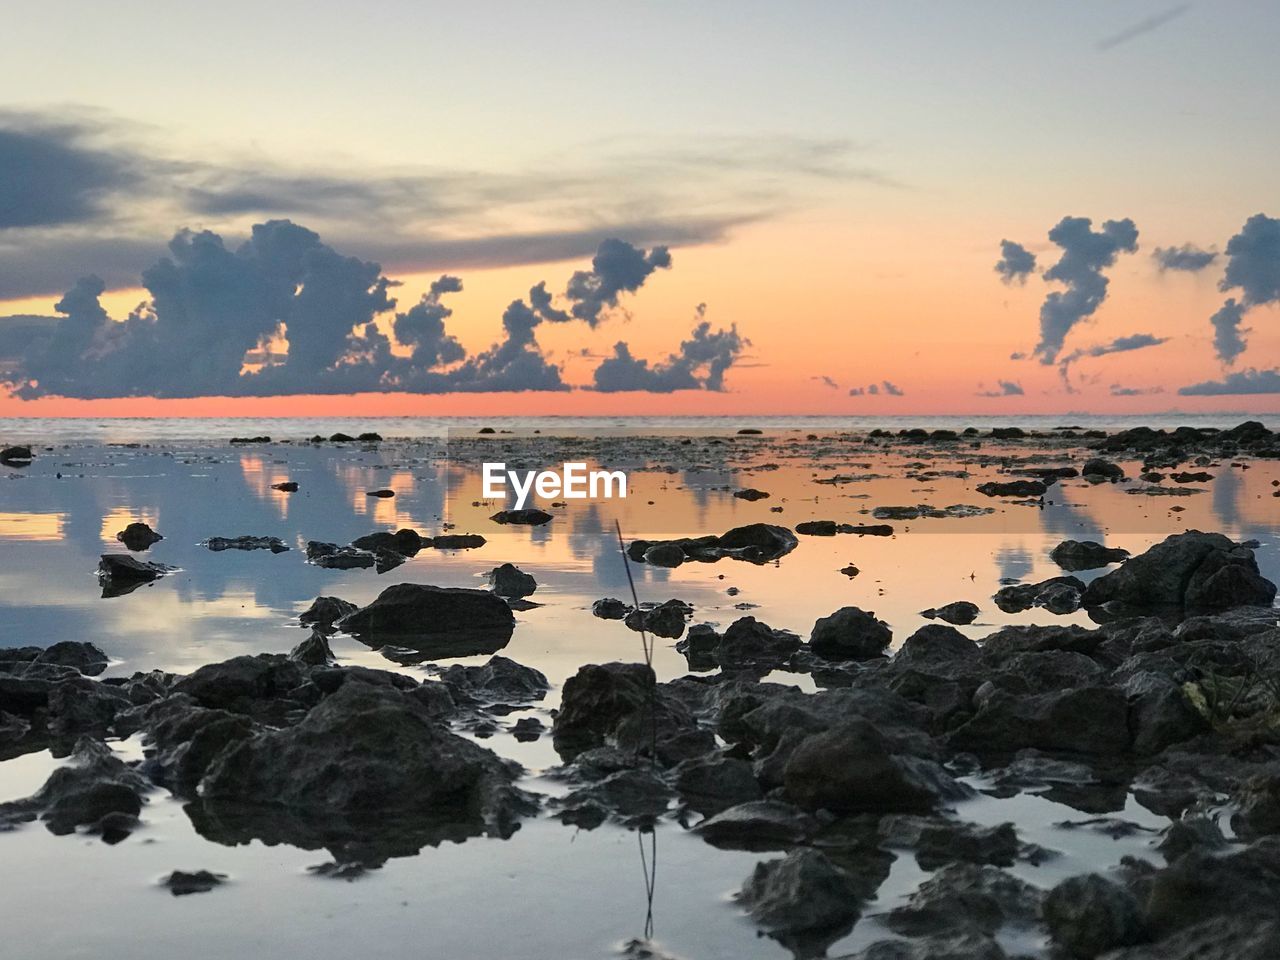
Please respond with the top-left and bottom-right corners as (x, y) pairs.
(2, 1), (1278, 415)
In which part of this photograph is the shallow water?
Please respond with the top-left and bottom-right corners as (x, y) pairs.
(1, 426), (1277, 958)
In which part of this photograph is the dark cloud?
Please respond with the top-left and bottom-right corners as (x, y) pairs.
(1178, 368), (1280, 396)
(1056, 332), (1169, 390)
(1110, 384), (1165, 397)
(592, 316), (746, 393)
(811, 375), (839, 389)
(847, 380), (904, 397)
(977, 380), (1024, 397)
(994, 240), (1037, 284)
(1200, 213), (1280, 365)
(1153, 243), (1217, 273)
(0, 114), (141, 229)
(1209, 299), (1248, 366)
(1029, 216), (1139, 364)
(1096, 3), (1191, 51)
(564, 239), (672, 325)
(2, 226), (687, 398)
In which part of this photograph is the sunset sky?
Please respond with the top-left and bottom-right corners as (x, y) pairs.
(1, 1), (1277, 416)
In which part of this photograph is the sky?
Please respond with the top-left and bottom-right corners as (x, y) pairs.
(1, 0), (1278, 416)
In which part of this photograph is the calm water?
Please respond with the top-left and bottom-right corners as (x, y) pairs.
(1, 425), (1276, 959)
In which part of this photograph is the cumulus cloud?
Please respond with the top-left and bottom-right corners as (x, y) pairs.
(1178, 368), (1280, 396)
(1, 226), (691, 397)
(1109, 384), (1165, 397)
(1153, 244), (1217, 273)
(564, 239), (672, 325)
(994, 240), (1037, 284)
(977, 380), (1024, 397)
(1031, 217), (1139, 364)
(1205, 213), (1280, 364)
(848, 380), (905, 397)
(592, 316), (746, 393)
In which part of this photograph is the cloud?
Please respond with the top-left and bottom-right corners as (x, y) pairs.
(1055, 332), (1169, 390)
(1178, 368), (1280, 396)
(847, 380), (905, 397)
(1, 226), (686, 397)
(1153, 243), (1217, 273)
(1097, 4), (1191, 51)
(564, 239), (671, 325)
(977, 380), (1024, 397)
(592, 315), (746, 393)
(1109, 383), (1165, 396)
(994, 240), (1037, 284)
(811, 375), (839, 389)
(1200, 213), (1280, 365)
(1025, 216), (1139, 364)
(1209, 298), (1248, 366)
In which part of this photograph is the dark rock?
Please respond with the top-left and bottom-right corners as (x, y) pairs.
(1232, 776), (1280, 840)
(629, 523), (798, 565)
(895, 624), (979, 667)
(993, 576), (1086, 614)
(162, 870), (226, 896)
(439, 656), (548, 703)
(310, 547), (375, 569)
(920, 601), (980, 625)
(878, 815), (1019, 869)
(734, 488), (770, 501)
(1082, 458), (1125, 482)
(1099, 916), (1280, 960)
(840, 934), (1009, 960)
(694, 800), (817, 849)
(351, 529), (424, 556)
(796, 520), (895, 537)
(673, 755), (762, 814)
(204, 536), (290, 553)
(487, 563), (537, 598)
(715, 617), (801, 672)
(1043, 873), (1144, 957)
(551, 768), (671, 829)
(1145, 837), (1280, 935)
(642, 542), (686, 567)
(490, 509), (553, 525)
(299, 596), (358, 629)
(1050, 539), (1130, 571)
(271, 481), (299, 492)
(976, 479), (1048, 498)
(511, 717), (543, 741)
(1127, 678), (1208, 755)
(1082, 531), (1276, 612)
(624, 600), (691, 639)
(172, 655), (309, 717)
(552, 662), (695, 762)
(0, 445), (33, 464)
(884, 862), (1042, 938)
(949, 686), (1131, 757)
(97, 554), (173, 596)
(289, 630), (335, 666)
(784, 718), (963, 813)
(427, 534), (486, 550)
(34, 641), (109, 676)
(591, 598), (632, 620)
(116, 522), (163, 551)
(366, 489), (395, 498)
(808, 606), (892, 660)
(739, 850), (873, 952)
(0, 738), (148, 835)
(336, 583), (516, 654)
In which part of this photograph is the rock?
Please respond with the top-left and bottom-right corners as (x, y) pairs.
(511, 717), (543, 741)
(198, 681), (533, 842)
(33, 641), (109, 676)
(439, 656), (548, 703)
(591, 598), (632, 620)
(878, 816), (1019, 869)
(309, 547), (375, 569)
(161, 870), (226, 896)
(1232, 776), (1280, 840)
(336, 583), (516, 655)
(298, 596), (358, 629)
(921, 601), (980, 625)
(642, 542), (686, 567)
(116, 522), (163, 551)
(204, 536), (290, 553)
(734, 488), (770, 501)
(1128, 678), (1208, 755)
(0, 738), (148, 835)
(884, 862), (1042, 938)
(1043, 873), (1144, 957)
(366, 488), (395, 498)
(289, 630), (335, 666)
(624, 599), (691, 639)
(715, 617), (801, 672)
(139, 696), (256, 796)
(673, 755), (762, 814)
(694, 800), (817, 849)
(840, 934), (1009, 960)
(949, 686), (1132, 757)
(553, 662), (655, 755)
(172, 655), (310, 717)
(629, 524), (798, 566)
(1082, 458), (1125, 482)
(976, 479), (1048, 497)
(1145, 837), (1280, 936)
(486, 563), (537, 598)
(784, 719), (963, 813)
(351, 529), (424, 556)
(490, 509), (553, 525)
(1082, 531), (1276, 612)
(1097, 916), (1280, 960)
(738, 849), (871, 942)
(808, 607), (892, 660)
(552, 767), (671, 829)
(895, 624), (979, 667)
(796, 520), (895, 537)
(97, 554), (172, 596)
(994, 576), (1086, 614)
(1050, 539), (1130, 571)
(0, 444), (33, 464)
(271, 481), (299, 492)
(427, 534), (487, 550)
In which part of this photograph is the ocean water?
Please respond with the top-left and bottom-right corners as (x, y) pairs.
(0, 426), (1276, 958)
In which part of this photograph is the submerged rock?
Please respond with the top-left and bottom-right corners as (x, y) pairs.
(976, 479), (1048, 498)
(694, 800), (817, 849)
(486, 563), (537, 598)
(116, 522), (163, 552)
(204, 536), (290, 553)
(0, 738), (147, 836)
(1050, 539), (1129, 571)
(739, 849), (870, 946)
(591, 597), (632, 620)
(490, 509), (553, 525)
(920, 601), (980, 625)
(0, 445), (33, 465)
(97, 554), (173, 597)
(161, 870), (226, 896)
(439, 656), (548, 704)
(298, 596), (358, 629)
(628, 523), (798, 566)
(994, 576), (1085, 614)
(336, 583), (515, 658)
(624, 599), (691, 639)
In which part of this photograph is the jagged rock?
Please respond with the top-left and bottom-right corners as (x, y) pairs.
(715, 617), (801, 672)
(552, 662), (695, 762)
(949, 686), (1131, 757)
(33, 641), (109, 676)
(994, 576), (1086, 614)
(895, 624), (979, 667)
(439, 656), (548, 703)
(839, 934), (1009, 960)
(204, 536), (290, 553)
(884, 862), (1043, 938)
(920, 601), (980, 625)
(298, 596), (358, 629)
(1232, 775), (1280, 840)
(784, 718), (964, 813)
(673, 755), (762, 814)
(271, 481), (298, 492)
(739, 849), (875, 944)
(97, 554), (173, 596)
(351, 529), (424, 555)
(878, 815), (1019, 869)
(289, 630), (335, 666)
(490, 509), (553, 525)
(1145, 838), (1280, 936)
(694, 800), (817, 849)
(1043, 873), (1144, 957)
(629, 523), (798, 566)
(808, 606), (892, 660)
(591, 597), (632, 620)
(1098, 916), (1280, 960)
(486, 563), (537, 598)
(1051, 539), (1130, 571)
(116, 522), (163, 551)
(551, 767), (671, 829)
(642, 543), (686, 567)
(1127, 677), (1208, 755)
(0, 738), (148, 835)
(1083, 531), (1276, 612)
(172, 655), (311, 719)
(625, 600), (691, 639)
(675, 623), (722, 671)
